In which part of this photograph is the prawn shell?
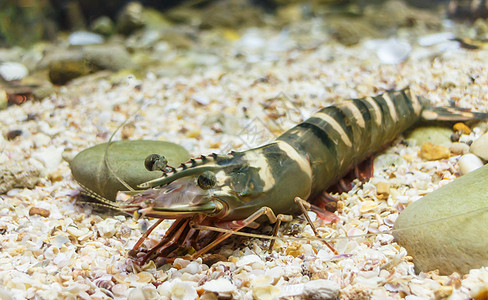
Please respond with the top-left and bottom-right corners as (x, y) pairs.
(70, 140), (190, 201)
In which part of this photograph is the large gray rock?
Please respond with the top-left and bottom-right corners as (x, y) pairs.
(70, 140), (189, 202)
(393, 164), (488, 275)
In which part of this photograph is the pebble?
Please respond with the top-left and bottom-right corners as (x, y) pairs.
(458, 153), (484, 175)
(417, 32), (455, 47)
(407, 126), (453, 147)
(285, 241), (304, 257)
(6, 130), (22, 141)
(303, 279), (340, 300)
(453, 122), (471, 135)
(376, 182), (390, 199)
(449, 142), (470, 155)
(0, 162), (42, 194)
(419, 142), (450, 161)
(0, 62), (28, 81)
(29, 207), (51, 217)
(470, 132), (488, 161)
(393, 163), (488, 274)
(68, 31), (104, 46)
(376, 39), (411, 64)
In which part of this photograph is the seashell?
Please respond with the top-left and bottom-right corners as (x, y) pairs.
(168, 278), (198, 300)
(136, 271), (155, 283)
(95, 218), (119, 238)
(376, 39), (411, 65)
(0, 62), (28, 81)
(235, 254), (263, 267)
(127, 287), (145, 300)
(303, 279), (340, 300)
(68, 31), (104, 46)
(53, 235), (70, 248)
(202, 278), (236, 293)
(173, 258), (191, 269)
(360, 200), (378, 213)
(141, 285), (159, 300)
(112, 284), (129, 297)
(94, 275), (114, 290)
(253, 285), (282, 300)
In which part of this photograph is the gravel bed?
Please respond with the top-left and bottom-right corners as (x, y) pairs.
(1, 18), (488, 299)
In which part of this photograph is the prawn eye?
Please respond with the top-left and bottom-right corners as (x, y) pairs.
(144, 154), (168, 171)
(197, 171), (217, 190)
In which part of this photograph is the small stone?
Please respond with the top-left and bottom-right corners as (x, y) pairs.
(116, 2), (144, 35)
(202, 254), (226, 266)
(449, 142), (470, 155)
(91, 16), (114, 36)
(68, 31), (104, 46)
(420, 142), (450, 161)
(303, 279), (340, 300)
(29, 207), (50, 217)
(453, 122), (471, 135)
(6, 130), (22, 141)
(285, 241), (304, 257)
(0, 162), (41, 193)
(434, 286), (453, 300)
(0, 224), (7, 234)
(376, 182), (390, 199)
(458, 153), (484, 175)
(470, 132), (488, 161)
(407, 126), (452, 147)
(376, 39), (411, 64)
(0, 62), (28, 81)
(0, 89), (7, 110)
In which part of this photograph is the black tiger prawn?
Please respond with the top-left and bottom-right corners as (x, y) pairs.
(70, 87), (488, 264)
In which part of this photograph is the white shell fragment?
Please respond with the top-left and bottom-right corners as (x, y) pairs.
(0, 62), (28, 81)
(458, 153), (484, 175)
(303, 279), (340, 300)
(470, 132), (488, 161)
(376, 39), (411, 64)
(68, 31), (104, 46)
(235, 254), (263, 267)
(202, 278), (237, 293)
